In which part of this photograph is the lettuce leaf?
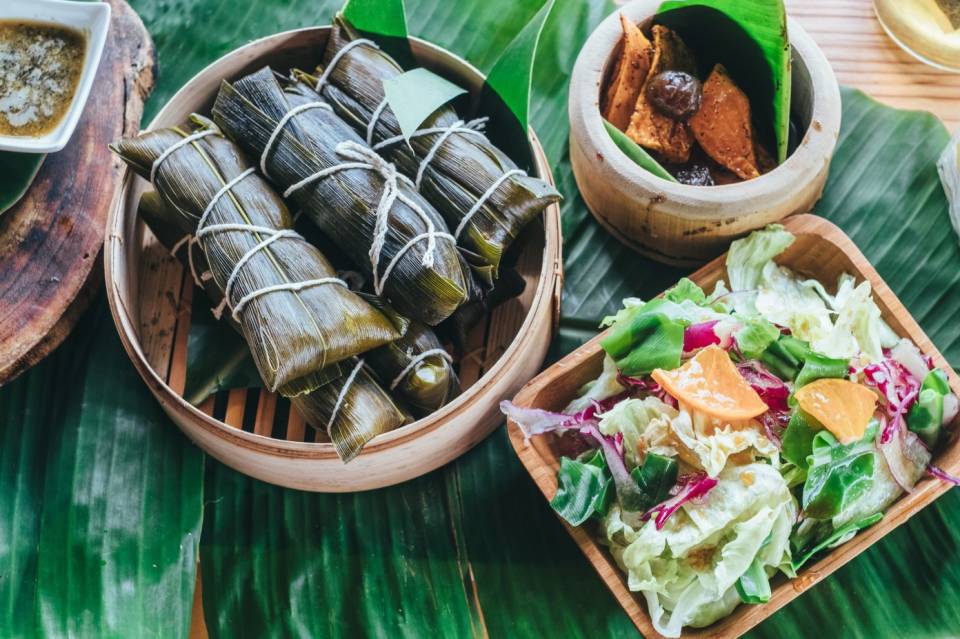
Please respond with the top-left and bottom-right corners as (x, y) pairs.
(551, 451), (613, 526)
(597, 396), (678, 468)
(607, 463), (797, 637)
(670, 409), (780, 477)
(734, 317), (781, 360)
(813, 274), (899, 362)
(735, 557), (772, 604)
(802, 425), (877, 519)
(781, 410), (820, 470)
(664, 278), (707, 304)
(631, 453), (679, 512)
(791, 513), (883, 571)
(600, 303), (685, 376)
(727, 225), (795, 293)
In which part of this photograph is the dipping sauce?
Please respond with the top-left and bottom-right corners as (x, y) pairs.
(0, 20), (86, 137)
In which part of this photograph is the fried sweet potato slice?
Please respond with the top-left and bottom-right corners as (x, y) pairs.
(602, 15), (653, 131)
(625, 25), (698, 164)
(688, 64), (761, 180)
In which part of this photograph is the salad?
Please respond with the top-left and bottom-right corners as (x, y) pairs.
(503, 226), (959, 637)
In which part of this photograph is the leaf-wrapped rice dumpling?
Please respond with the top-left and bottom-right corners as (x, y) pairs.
(291, 358), (412, 462)
(136, 190), (347, 396)
(296, 16), (560, 276)
(366, 321), (460, 416)
(112, 117), (400, 393)
(211, 67), (473, 326)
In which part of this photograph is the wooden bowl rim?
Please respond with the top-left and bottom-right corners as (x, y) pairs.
(105, 26), (563, 460)
(505, 213), (960, 638)
(568, 0), (842, 204)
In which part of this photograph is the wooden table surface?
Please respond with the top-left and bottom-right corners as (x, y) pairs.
(787, 0), (960, 131)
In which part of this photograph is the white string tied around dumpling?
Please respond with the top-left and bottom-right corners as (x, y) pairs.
(171, 234), (208, 288)
(326, 358), (366, 432)
(151, 130), (347, 323)
(149, 128), (218, 186)
(260, 101), (332, 178)
(454, 167), (525, 240)
(371, 117), (489, 191)
(314, 38), (379, 93)
(283, 140), (456, 297)
(370, 116), (528, 240)
(389, 348), (453, 391)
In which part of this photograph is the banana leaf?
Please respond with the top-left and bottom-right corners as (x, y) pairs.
(0, 152), (44, 215)
(199, 7), (960, 639)
(112, 117), (400, 394)
(297, 16), (561, 275)
(7, 0), (960, 638)
(211, 67), (474, 326)
(0, 301), (204, 638)
(366, 320), (460, 416)
(291, 358), (412, 462)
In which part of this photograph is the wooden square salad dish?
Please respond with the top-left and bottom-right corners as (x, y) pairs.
(505, 214), (960, 638)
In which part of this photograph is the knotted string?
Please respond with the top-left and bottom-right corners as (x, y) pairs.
(370, 115), (526, 240)
(371, 118), (489, 191)
(283, 140), (455, 296)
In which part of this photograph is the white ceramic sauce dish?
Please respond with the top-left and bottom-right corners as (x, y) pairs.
(0, 0), (110, 153)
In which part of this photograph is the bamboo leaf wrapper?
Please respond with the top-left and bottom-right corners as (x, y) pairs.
(112, 118), (399, 394)
(211, 68), (474, 326)
(300, 17), (560, 275)
(366, 320), (460, 416)
(136, 191), (347, 397)
(292, 358), (412, 462)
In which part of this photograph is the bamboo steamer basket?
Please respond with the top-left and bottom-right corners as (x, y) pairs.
(105, 27), (563, 492)
(569, 0), (842, 267)
(507, 214), (960, 638)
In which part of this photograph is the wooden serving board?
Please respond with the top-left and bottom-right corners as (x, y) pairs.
(507, 214), (960, 639)
(0, 0), (154, 385)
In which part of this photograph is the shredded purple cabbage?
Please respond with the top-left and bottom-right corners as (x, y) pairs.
(616, 374), (678, 408)
(861, 358), (921, 444)
(737, 360), (790, 412)
(736, 360), (790, 448)
(642, 472), (718, 530)
(683, 320), (723, 354)
(927, 464), (960, 486)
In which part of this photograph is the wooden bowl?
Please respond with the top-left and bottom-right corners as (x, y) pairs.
(507, 214), (960, 638)
(568, 0), (842, 266)
(105, 27), (563, 492)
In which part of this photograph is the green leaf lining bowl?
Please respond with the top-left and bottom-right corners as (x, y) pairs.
(568, 0), (842, 267)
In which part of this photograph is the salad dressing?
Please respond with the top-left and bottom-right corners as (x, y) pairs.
(0, 21), (86, 137)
